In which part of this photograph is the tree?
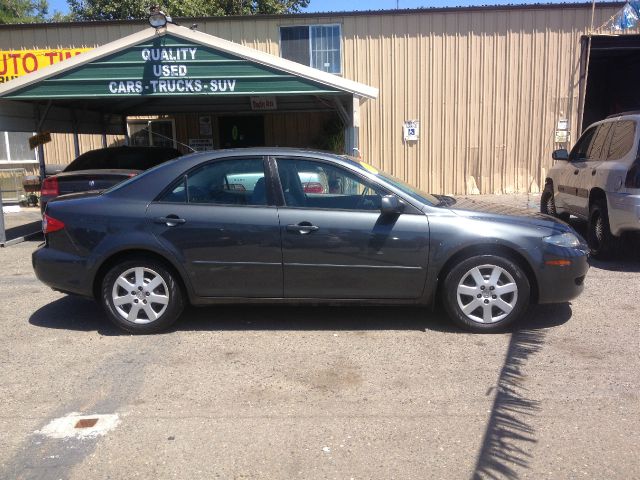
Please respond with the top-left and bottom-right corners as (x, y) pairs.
(67, 0), (310, 21)
(0, 0), (49, 24)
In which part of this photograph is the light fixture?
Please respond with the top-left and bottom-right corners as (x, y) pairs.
(148, 6), (171, 28)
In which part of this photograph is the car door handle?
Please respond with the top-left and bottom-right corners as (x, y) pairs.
(286, 222), (319, 234)
(155, 215), (186, 227)
(573, 169), (579, 175)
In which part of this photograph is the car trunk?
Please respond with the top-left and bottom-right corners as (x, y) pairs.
(55, 169), (139, 195)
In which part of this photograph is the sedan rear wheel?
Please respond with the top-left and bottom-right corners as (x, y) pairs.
(443, 254), (530, 332)
(102, 258), (184, 334)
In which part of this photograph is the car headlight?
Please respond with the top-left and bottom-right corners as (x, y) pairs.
(543, 232), (581, 248)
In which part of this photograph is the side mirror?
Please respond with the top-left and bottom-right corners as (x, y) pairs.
(552, 149), (569, 161)
(380, 195), (404, 215)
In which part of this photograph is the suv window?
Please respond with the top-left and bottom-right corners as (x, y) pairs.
(161, 158), (267, 206)
(276, 158), (387, 210)
(586, 123), (612, 161)
(569, 127), (596, 162)
(606, 120), (636, 161)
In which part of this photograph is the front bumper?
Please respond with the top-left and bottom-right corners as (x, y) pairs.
(32, 245), (94, 297)
(536, 247), (589, 304)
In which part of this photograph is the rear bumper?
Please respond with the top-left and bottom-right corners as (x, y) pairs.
(32, 245), (94, 297)
(608, 192), (640, 236)
(536, 249), (589, 304)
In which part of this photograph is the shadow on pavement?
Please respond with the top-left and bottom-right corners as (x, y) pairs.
(1, 220), (42, 244)
(469, 305), (569, 479)
(568, 218), (640, 268)
(29, 296), (572, 336)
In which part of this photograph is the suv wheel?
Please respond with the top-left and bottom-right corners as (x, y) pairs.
(442, 254), (530, 333)
(541, 184), (570, 222)
(101, 258), (184, 334)
(588, 199), (616, 259)
(540, 185), (557, 216)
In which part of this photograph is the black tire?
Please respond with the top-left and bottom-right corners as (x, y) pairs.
(442, 254), (530, 333)
(101, 258), (184, 334)
(541, 184), (570, 222)
(588, 199), (616, 259)
(540, 185), (557, 216)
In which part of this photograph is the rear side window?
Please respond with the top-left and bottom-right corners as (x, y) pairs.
(161, 157), (267, 206)
(606, 121), (636, 161)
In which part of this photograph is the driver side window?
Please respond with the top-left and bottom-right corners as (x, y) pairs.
(275, 158), (387, 210)
(569, 127), (596, 162)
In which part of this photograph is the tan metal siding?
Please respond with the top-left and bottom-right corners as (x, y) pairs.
(0, 5), (623, 194)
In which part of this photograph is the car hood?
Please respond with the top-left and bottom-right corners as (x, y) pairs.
(443, 197), (569, 231)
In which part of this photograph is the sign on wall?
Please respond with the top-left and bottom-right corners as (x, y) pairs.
(403, 120), (420, 142)
(250, 96), (278, 111)
(0, 48), (91, 84)
(188, 138), (214, 151)
(199, 116), (212, 136)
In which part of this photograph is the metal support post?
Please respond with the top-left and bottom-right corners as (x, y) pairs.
(0, 192), (6, 246)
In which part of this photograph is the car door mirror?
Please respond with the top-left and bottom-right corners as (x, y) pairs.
(380, 195), (404, 215)
(552, 149), (569, 161)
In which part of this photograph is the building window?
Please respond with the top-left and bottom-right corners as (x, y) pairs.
(280, 24), (342, 74)
(127, 119), (176, 149)
(0, 132), (38, 164)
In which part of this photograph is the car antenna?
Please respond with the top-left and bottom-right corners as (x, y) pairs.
(139, 126), (198, 153)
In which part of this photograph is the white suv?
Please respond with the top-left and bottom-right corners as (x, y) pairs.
(542, 112), (640, 258)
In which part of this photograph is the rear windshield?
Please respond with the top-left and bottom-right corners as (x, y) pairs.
(65, 147), (181, 172)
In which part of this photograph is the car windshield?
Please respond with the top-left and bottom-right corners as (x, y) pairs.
(344, 156), (440, 206)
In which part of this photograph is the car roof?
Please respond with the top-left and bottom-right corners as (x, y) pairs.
(605, 110), (640, 120)
(585, 112), (640, 131)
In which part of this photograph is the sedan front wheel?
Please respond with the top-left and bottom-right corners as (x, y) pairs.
(443, 254), (530, 332)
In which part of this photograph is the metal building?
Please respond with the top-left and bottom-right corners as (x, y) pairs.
(0, 2), (636, 197)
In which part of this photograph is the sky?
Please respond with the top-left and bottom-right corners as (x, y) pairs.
(47, 0), (593, 16)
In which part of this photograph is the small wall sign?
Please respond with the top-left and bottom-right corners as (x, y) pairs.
(403, 120), (419, 142)
(250, 96), (277, 111)
(188, 138), (214, 151)
(28, 131), (51, 149)
(199, 116), (212, 136)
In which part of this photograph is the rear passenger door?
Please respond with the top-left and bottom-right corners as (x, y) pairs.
(147, 156), (283, 298)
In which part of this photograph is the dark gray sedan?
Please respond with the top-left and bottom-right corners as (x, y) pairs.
(33, 148), (589, 333)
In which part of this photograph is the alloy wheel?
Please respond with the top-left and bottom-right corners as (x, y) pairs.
(111, 267), (170, 324)
(456, 264), (518, 324)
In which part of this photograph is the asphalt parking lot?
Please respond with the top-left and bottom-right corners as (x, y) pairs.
(0, 199), (638, 479)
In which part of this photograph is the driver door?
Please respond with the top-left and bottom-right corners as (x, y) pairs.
(274, 157), (430, 299)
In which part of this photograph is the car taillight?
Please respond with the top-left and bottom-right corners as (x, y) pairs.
(303, 182), (324, 194)
(625, 161), (640, 189)
(43, 213), (65, 234)
(41, 176), (59, 196)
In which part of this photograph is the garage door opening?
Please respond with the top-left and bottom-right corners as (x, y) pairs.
(581, 34), (640, 130)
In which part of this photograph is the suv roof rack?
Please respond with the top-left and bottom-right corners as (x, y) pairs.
(605, 110), (640, 119)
